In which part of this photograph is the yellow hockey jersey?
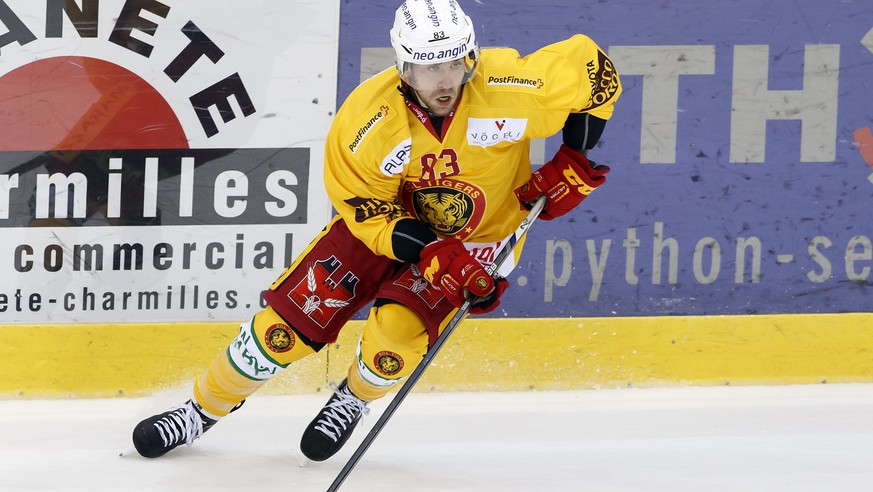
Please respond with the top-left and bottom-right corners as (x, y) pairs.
(323, 34), (621, 270)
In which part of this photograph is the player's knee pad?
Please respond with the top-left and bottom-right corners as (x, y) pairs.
(196, 306), (317, 416)
(229, 306), (316, 380)
(349, 302), (428, 400)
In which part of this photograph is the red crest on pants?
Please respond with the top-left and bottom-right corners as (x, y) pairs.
(288, 255), (358, 329)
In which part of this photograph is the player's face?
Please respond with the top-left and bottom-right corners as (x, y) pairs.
(406, 60), (467, 116)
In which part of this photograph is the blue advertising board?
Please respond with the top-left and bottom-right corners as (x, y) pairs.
(338, 0), (873, 317)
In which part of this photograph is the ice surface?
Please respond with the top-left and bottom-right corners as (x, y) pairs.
(1, 384), (872, 491)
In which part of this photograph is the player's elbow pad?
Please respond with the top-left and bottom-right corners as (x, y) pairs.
(563, 112), (607, 151)
(392, 218), (437, 263)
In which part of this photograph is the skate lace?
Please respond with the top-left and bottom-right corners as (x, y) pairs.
(153, 401), (206, 448)
(313, 382), (370, 442)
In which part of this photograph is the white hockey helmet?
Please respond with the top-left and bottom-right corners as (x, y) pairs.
(390, 0), (479, 89)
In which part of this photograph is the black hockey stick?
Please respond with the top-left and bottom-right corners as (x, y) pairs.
(326, 195), (547, 492)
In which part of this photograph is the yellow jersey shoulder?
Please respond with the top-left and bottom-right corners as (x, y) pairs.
(468, 34), (621, 120)
(329, 68), (414, 178)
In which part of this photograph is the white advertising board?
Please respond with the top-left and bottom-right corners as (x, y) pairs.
(0, 0), (339, 323)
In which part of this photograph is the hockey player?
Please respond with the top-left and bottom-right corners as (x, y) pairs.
(132, 0), (621, 462)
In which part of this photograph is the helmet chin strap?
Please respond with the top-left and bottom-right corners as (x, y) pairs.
(411, 86), (466, 117)
(411, 88), (431, 112)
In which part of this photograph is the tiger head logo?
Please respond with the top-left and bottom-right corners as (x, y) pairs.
(375, 351), (404, 376)
(401, 179), (485, 240)
(264, 324), (295, 353)
(414, 188), (472, 235)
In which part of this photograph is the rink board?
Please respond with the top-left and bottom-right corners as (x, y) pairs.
(1, 0), (872, 401)
(2, 312), (871, 398)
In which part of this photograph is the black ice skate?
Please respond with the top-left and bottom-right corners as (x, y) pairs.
(300, 379), (370, 461)
(132, 399), (217, 458)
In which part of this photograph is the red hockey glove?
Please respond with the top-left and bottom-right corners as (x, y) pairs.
(418, 239), (496, 310)
(469, 277), (508, 314)
(514, 144), (610, 220)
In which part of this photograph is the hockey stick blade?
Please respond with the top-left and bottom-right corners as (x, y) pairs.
(326, 195), (546, 492)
